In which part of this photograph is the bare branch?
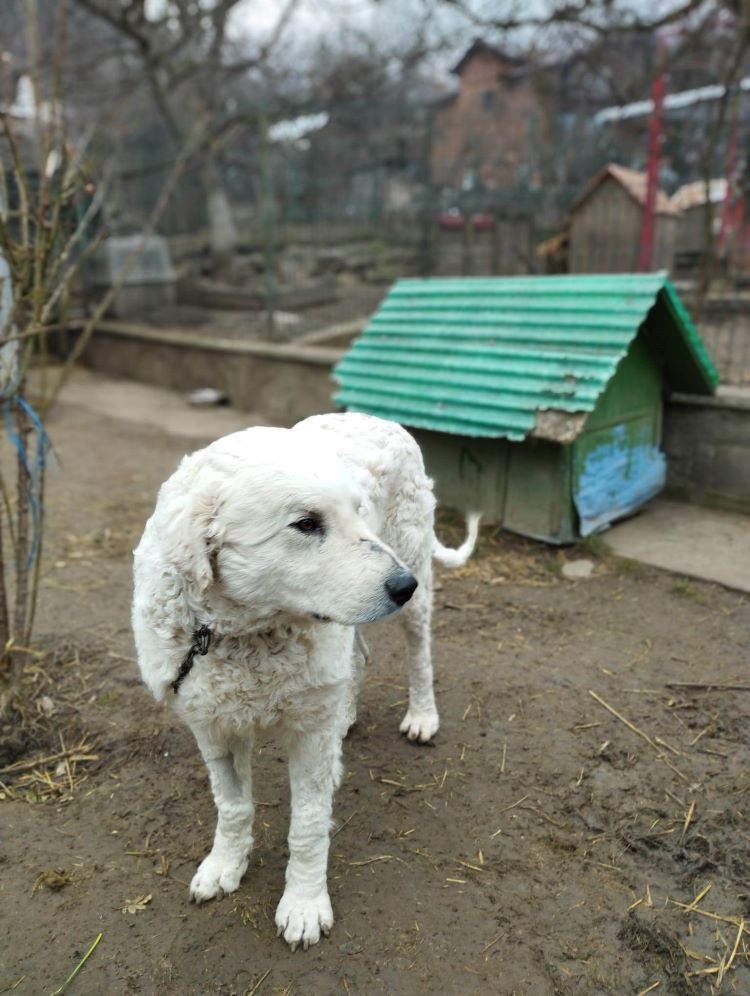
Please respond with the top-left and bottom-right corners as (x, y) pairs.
(440, 0), (716, 41)
(41, 114), (211, 412)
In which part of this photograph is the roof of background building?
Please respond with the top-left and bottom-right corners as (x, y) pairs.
(451, 39), (527, 76)
(574, 163), (678, 217)
(333, 273), (718, 441)
(670, 178), (728, 211)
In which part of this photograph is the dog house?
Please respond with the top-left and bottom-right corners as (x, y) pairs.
(332, 273), (719, 543)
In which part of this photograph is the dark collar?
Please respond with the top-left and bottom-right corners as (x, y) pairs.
(171, 625), (212, 694)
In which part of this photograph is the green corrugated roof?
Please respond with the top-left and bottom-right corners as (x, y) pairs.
(333, 273), (719, 440)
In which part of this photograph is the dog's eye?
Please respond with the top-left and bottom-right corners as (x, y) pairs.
(292, 516), (322, 534)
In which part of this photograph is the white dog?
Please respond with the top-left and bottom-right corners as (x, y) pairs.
(132, 412), (478, 950)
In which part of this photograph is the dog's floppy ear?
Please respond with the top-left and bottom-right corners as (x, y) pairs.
(163, 465), (225, 594)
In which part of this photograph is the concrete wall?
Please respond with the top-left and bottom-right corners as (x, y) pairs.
(79, 322), (343, 427)
(663, 387), (750, 514)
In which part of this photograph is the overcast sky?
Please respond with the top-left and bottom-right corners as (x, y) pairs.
(232, 0), (471, 76)
(218, 0), (723, 95)
(234, 0), (714, 60)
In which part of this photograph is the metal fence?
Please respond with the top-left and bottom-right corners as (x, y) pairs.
(110, 83), (750, 385)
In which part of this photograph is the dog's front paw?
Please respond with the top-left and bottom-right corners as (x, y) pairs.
(275, 888), (333, 951)
(189, 851), (249, 904)
(400, 707), (439, 743)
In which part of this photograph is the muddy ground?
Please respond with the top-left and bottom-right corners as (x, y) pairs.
(1, 383), (749, 996)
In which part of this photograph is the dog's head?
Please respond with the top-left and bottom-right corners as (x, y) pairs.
(162, 427), (417, 626)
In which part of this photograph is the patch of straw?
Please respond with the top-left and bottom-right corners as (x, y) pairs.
(0, 734), (98, 802)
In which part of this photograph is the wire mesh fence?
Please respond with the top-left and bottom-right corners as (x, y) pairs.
(109, 79), (750, 385)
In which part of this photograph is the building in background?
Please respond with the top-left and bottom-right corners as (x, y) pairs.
(431, 40), (540, 193)
(670, 179), (727, 272)
(569, 163), (677, 272)
(668, 178), (750, 278)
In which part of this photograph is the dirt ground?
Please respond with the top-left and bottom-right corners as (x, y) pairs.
(1, 383), (749, 996)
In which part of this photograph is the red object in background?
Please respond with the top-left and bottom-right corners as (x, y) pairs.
(639, 57), (666, 271)
(438, 211), (494, 232)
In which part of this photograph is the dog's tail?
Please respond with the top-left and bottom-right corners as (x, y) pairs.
(432, 512), (481, 568)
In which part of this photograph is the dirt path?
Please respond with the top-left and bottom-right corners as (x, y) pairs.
(1, 381), (749, 996)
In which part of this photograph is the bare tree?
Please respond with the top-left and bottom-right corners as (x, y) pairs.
(0, 1), (209, 715)
(71, 0), (300, 276)
(694, 1), (750, 292)
(437, 0), (720, 43)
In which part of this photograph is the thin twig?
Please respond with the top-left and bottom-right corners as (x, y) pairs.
(680, 800), (696, 843)
(588, 690), (689, 782)
(246, 967), (271, 996)
(665, 681), (750, 692)
(332, 811), (357, 838)
(635, 982), (660, 996)
(0, 741), (97, 775)
(49, 931), (103, 996)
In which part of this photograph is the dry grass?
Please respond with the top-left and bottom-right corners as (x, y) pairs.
(0, 732), (98, 802)
(436, 511), (564, 588)
(0, 640), (107, 801)
(582, 670), (750, 992)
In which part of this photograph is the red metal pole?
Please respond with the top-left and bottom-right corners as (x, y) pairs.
(639, 47), (667, 271)
(718, 111), (739, 252)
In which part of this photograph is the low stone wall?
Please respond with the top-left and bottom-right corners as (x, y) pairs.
(80, 322), (344, 427)
(663, 387), (750, 514)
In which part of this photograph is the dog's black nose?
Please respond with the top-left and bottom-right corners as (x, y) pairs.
(385, 571), (418, 607)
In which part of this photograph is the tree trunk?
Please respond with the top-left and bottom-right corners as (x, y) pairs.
(201, 151), (238, 281)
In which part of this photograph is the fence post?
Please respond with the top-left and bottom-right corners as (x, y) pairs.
(639, 42), (667, 271)
(490, 217), (499, 274)
(418, 105), (436, 276)
(259, 110), (277, 339)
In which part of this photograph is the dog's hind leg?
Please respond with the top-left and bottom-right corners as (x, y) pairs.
(341, 630), (368, 738)
(398, 567), (439, 743)
(189, 731), (255, 904)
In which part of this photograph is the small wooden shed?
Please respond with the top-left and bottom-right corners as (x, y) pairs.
(569, 164), (677, 274)
(670, 179), (727, 271)
(333, 274), (718, 543)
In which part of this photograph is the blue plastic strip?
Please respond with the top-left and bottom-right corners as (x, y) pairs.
(2, 395), (51, 565)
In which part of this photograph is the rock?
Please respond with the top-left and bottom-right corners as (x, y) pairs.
(38, 695), (55, 716)
(186, 387), (229, 407)
(562, 558), (595, 580)
(339, 941), (362, 955)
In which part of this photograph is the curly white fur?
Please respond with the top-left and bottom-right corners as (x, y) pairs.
(132, 412), (478, 950)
